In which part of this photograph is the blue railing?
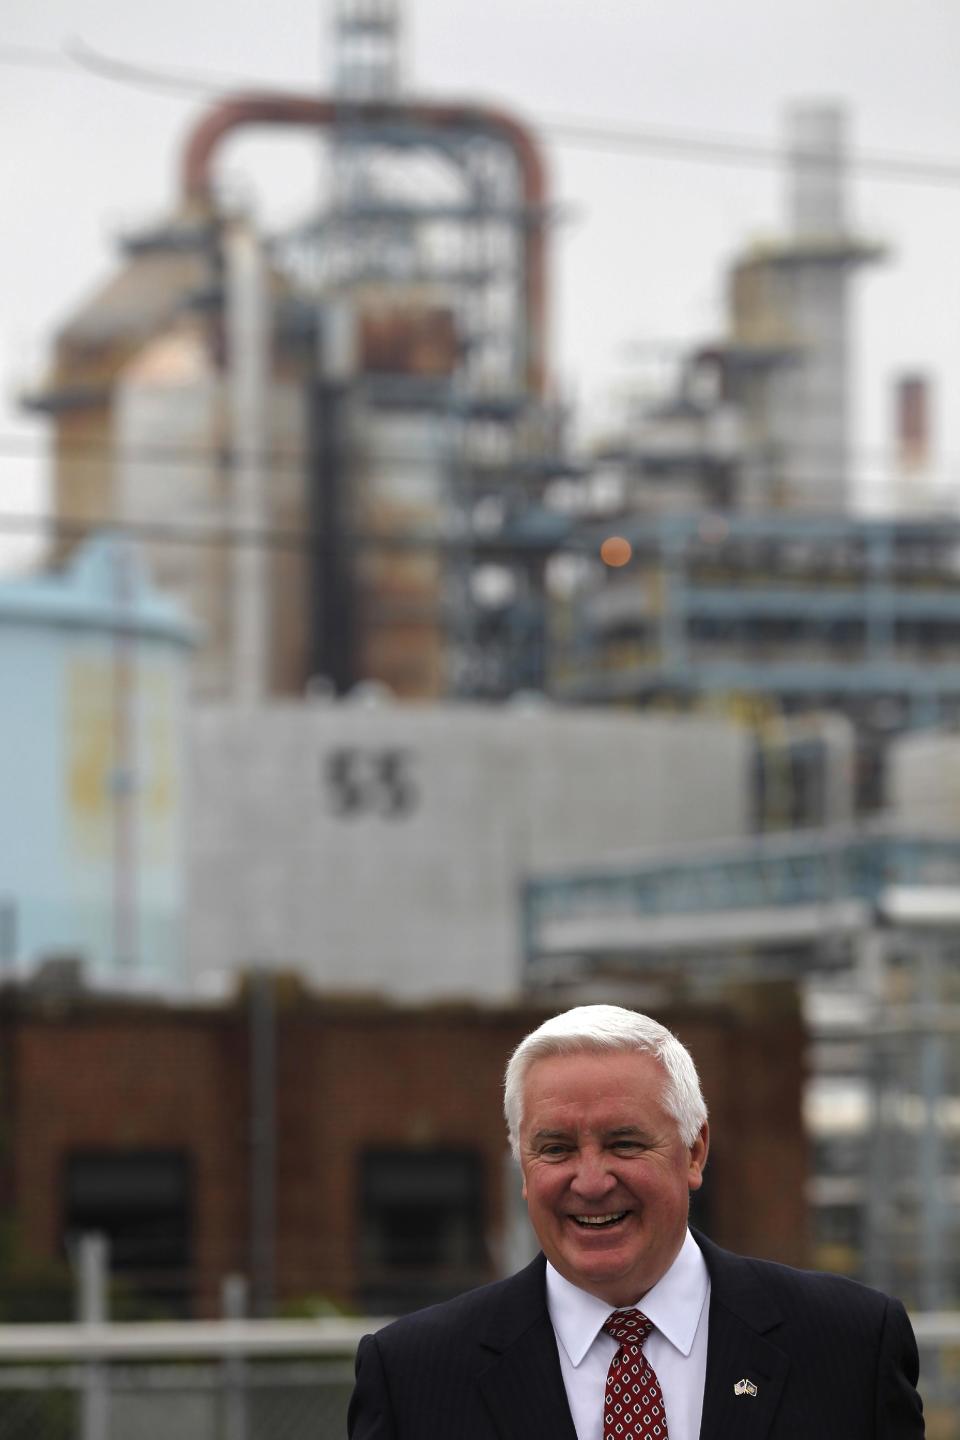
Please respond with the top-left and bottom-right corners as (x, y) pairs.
(524, 830), (960, 942)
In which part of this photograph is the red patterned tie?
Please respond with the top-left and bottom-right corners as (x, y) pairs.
(602, 1308), (669, 1440)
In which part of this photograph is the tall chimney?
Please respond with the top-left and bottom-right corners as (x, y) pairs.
(895, 373), (930, 474)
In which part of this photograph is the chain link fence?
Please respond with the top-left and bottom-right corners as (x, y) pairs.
(0, 1359), (355, 1440)
(0, 1381), (74, 1440)
(915, 1327), (960, 1440)
(0, 1322), (957, 1440)
(0, 1325), (363, 1440)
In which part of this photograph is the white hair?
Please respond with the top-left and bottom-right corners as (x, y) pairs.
(503, 1004), (708, 1160)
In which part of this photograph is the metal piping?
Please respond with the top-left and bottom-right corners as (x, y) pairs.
(181, 93), (548, 394)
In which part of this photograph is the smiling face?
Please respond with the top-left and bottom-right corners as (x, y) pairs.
(518, 1048), (708, 1306)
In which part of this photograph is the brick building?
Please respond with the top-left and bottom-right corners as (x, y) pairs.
(0, 982), (807, 1319)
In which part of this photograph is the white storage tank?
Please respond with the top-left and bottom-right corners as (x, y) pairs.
(0, 535), (193, 989)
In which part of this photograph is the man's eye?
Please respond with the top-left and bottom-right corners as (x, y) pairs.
(540, 1144), (572, 1158)
(611, 1141), (644, 1154)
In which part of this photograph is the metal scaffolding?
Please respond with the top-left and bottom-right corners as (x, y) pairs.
(522, 825), (960, 1311)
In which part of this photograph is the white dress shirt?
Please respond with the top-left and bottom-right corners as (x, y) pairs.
(545, 1228), (710, 1440)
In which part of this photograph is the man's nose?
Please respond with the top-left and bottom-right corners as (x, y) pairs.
(569, 1149), (617, 1197)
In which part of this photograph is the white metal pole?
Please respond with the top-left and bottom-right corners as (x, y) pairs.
(222, 1274), (249, 1440)
(226, 220), (270, 704)
(78, 1233), (109, 1440)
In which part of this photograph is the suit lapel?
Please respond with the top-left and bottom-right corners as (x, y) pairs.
(700, 1300), (789, 1440)
(477, 1311), (579, 1440)
(475, 1255), (578, 1440)
(695, 1232), (789, 1440)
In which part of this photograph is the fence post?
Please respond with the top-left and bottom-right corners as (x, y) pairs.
(77, 1233), (109, 1440)
(222, 1273), (249, 1440)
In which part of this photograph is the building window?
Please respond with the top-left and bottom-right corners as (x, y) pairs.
(358, 1148), (486, 1313)
(62, 1150), (192, 1317)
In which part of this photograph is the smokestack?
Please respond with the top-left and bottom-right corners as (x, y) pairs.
(895, 373), (930, 474)
(787, 101), (846, 240)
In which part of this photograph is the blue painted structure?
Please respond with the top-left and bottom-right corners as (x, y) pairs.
(555, 512), (960, 732)
(0, 536), (193, 988)
(523, 827), (960, 977)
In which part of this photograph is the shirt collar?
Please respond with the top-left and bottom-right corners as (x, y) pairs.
(545, 1229), (710, 1368)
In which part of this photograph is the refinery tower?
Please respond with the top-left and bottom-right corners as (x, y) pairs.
(27, 0), (563, 703)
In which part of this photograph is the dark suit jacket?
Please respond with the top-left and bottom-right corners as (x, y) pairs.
(348, 1231), (924, 1438)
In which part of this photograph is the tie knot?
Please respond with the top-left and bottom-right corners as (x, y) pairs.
(602, 1308), (653, 1348)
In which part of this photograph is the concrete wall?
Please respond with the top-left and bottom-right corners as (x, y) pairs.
(185, 701), (751, 999)
(887, 730), (960, 830)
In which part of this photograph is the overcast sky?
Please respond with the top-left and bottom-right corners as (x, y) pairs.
(4, 0), (960, 569)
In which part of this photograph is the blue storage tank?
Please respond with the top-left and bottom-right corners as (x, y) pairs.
(0, 535), (193, 990)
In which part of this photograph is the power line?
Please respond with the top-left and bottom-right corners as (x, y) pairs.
(3, 39), (960, 191)
(0, 508), (568, 556)
(1, 432), (957, 484)
(0, 432), (307, 474)
(541, 116), (960, 189)
(0, 433), (581, 486)
(63, 36), (283, 99)
(0, 44), (74, 73)
(0, 39), (268, 94)
(2, 488), (960, 561)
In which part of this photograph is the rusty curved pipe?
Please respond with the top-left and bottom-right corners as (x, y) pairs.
(182, 93), (548, 395)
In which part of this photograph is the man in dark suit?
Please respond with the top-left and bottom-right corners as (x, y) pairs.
(349, 1004), (924, 1438)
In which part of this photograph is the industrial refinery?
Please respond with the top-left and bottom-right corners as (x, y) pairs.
(2, 1), (960, 1433)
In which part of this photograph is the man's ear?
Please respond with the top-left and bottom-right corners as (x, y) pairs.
(687, 1122), (709, 1191)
